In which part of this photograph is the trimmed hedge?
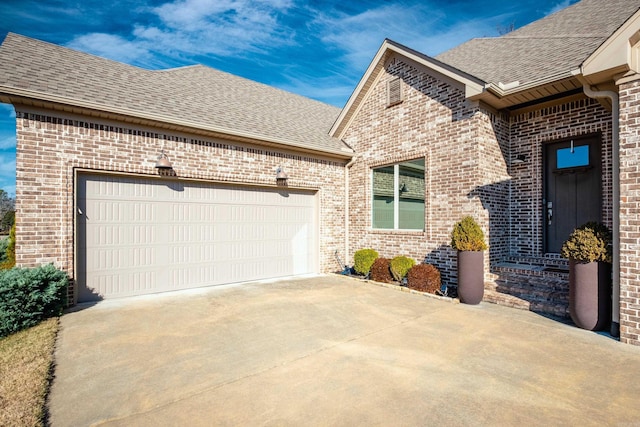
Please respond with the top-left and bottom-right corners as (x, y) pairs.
(0, 264), (68, 338)
(389, 256), (416, 281)
(353, 248), (378, 276)
(370, 258), (393, 283)
(407, 263), (441, 294)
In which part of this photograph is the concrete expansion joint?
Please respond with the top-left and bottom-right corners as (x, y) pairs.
(92, 312), (430, 426)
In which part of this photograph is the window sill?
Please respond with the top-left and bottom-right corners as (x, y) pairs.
(370, 228), (425, 236)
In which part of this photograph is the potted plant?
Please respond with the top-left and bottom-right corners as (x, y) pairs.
(561, 222), (612, 331)
(450, 216), (487, 304)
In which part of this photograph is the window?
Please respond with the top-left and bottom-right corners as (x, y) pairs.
(372, 159), (425, 230)
(387, 77), (402, 106)
(557, 145), (589, 168)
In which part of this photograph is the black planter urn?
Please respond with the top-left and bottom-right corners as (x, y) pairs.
(569, 260), (611, 331)
(457, 251), (484, 305)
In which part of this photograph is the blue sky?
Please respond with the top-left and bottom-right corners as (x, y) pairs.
(0, 0), (577, 197)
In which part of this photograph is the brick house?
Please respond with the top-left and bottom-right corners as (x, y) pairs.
(1, 0), (640, 345)
(0, 33), (353, 303)
(331, 0), (640, 344)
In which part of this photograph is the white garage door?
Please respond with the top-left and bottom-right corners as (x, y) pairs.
(76, 174), (318, 302)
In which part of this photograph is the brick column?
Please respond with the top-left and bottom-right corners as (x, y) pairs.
(619, 75), (640, 346)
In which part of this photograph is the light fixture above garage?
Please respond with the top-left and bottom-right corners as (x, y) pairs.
(276, 166), (288, 182)
(155, 150), (173, 169)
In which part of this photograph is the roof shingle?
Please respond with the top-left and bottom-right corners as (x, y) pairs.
(436, 0), (640, 86)
(0, 33), (350, 156)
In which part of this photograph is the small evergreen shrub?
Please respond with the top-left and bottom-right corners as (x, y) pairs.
(450, 216), (487, 251)
(561, 222), (612, 263)
(0, 264), (68, 338)
(389, 256), (416, 281)
(1, 223), (15, 270)
(353, 248), (379, 276)
(407, 263), (441, 294)
(0, 237), (8, 265)
(370, 257), (393, 283)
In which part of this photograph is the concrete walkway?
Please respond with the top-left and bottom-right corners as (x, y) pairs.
(48, 275), (640, 426)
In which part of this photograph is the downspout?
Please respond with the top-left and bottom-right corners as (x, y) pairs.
(344, 155), (358, 269)
(582, 82), (620, 337)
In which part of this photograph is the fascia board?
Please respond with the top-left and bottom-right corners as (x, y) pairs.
(1, 86), (354, 159)
(329, 39), (391, 139)
(582, 9), (640, 77)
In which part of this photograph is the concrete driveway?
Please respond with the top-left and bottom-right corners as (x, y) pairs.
(48, 275), (640, 426)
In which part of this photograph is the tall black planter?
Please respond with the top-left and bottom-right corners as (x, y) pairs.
(457, 251), (484, 305)
(569, 260), (611, 331)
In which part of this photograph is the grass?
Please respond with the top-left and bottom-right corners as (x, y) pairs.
(0, 318), (59, 427)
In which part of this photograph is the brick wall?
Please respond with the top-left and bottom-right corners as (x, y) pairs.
(342, 56), (510, 286)
(619, 77), (640, 346)
(509, 98), (613, 257)
(15, 107), (347, 302)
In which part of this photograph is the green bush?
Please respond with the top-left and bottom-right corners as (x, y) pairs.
(353, 248), (379, 276)
(407, 263), (441, 294)
(1, 223), (15, 270)
(450, 216), (487, 251)
(389, 256), (416, 281)
(370, 257), (393, 283)
(0, 237), (8, 265)
(0, 264), (68, 338)
(561, 222), (612, 263)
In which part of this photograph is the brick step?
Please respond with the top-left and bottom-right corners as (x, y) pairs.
(483, 289), (531, 310)
(486, 257), (571, 318)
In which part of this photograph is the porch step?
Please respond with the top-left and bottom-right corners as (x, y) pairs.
(484, 256), (570, 318)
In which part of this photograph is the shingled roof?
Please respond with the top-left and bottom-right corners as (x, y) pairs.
(436, 0), (640, 86)
(0, 33), (351, 158)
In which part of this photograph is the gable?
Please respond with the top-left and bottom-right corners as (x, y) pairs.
(330, 39), (484, 140)
(581, 10), (640, 84)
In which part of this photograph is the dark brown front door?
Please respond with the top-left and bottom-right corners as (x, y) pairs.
(544, 136), (602, 253)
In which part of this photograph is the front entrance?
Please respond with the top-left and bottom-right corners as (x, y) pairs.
(543, 136), (602, 253)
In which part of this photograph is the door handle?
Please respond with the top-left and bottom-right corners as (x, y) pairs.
(547, 202), (553, 225)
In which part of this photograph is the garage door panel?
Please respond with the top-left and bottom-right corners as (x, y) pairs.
(77, 174), (317, 302)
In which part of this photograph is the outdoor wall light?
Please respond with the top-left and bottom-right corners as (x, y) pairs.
(155, 150), (173, 169)
(512, 154), (526, 164)
(275, 166), (288, 181)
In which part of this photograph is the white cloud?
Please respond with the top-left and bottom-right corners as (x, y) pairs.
(545, 0), (573, 15)
(308, 3), (510, 73)
(0, 157), (16, 175)
(0, 136), (16, 150)
(66, 33), (155, 66)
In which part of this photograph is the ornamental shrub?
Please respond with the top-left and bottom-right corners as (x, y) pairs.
(450, 216), (487, 251)
(561, 222), (612, 263)
(389, 256), (416, 281)
(0, 237), (8, 265)
(353, 248), (378, 276)
(370, 257), (393, 283)
(0, 223), (15, 270)
(0, 264), (68, 338)
(407, 263), (441, 294)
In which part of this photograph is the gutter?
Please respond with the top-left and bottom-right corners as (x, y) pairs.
(0, 86), (354, 160)
(580, 78), (620, 338)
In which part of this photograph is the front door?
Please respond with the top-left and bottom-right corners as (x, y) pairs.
(544, 136), (602, 253)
